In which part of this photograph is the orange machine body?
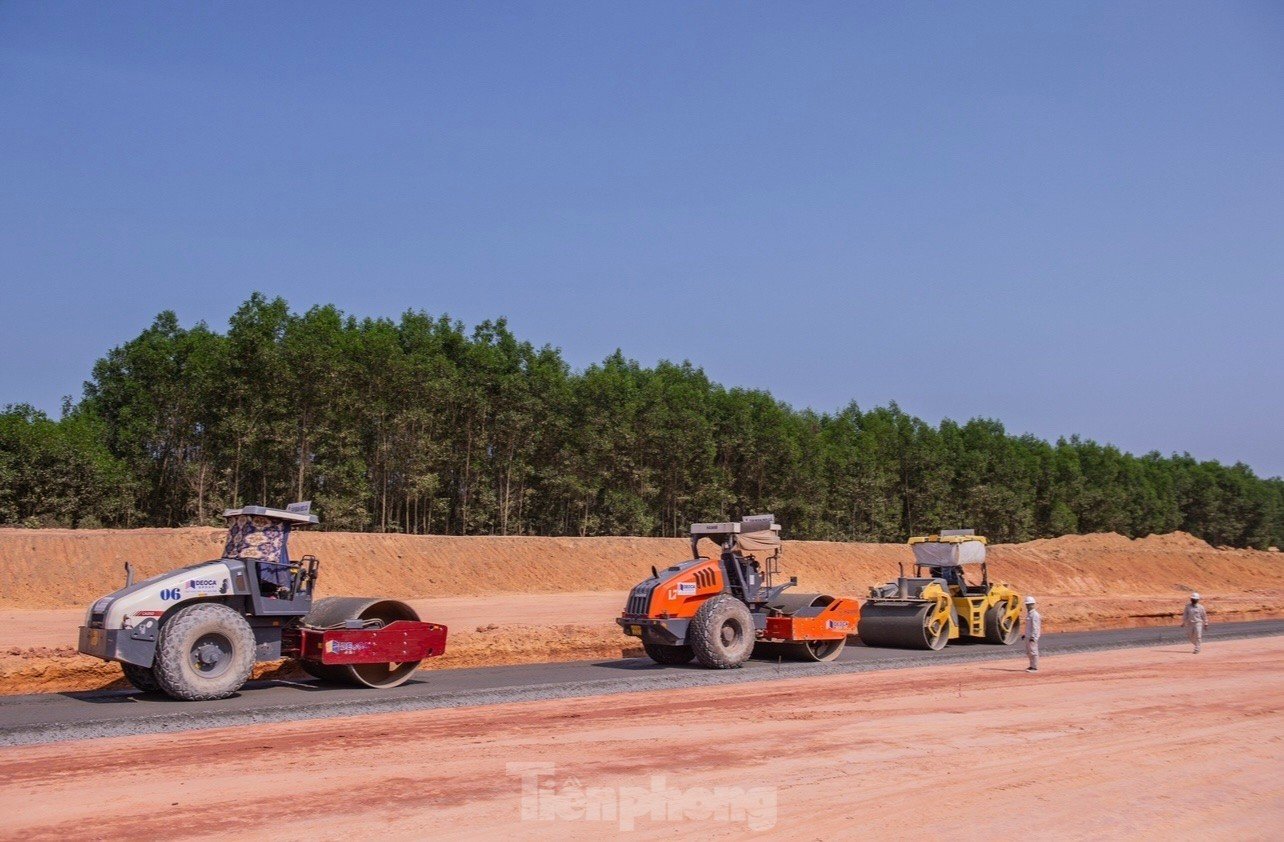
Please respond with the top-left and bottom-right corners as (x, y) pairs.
(641, 556), (724, 619)
(618, 555), (860, 647)
(763, 599), (859, 642)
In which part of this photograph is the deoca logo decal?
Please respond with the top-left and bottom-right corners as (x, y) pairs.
(184, 577), (225, 595)
(326, 640), (370, 655)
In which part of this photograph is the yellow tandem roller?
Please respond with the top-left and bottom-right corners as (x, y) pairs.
(858, 530), (1022, 651)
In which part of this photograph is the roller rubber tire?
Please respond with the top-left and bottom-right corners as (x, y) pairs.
(121, 662), (162, 693)
(984, 604), (1020, 645)
(689, 594), (756, 669)
(153, 603), (256, 701)
(642, 642), (696, 665)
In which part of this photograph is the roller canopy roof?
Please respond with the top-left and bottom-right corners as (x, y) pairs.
(690, 514), (782, 555)
(221, 502), (319, 526)
(908, 530), (987, 566)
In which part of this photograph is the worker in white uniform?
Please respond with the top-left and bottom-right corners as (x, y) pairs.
(1021, 595), (1041, 672)
(1181, 592), (1209, 654)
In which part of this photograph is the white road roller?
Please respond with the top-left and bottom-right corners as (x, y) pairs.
(77, 503), (447, 700)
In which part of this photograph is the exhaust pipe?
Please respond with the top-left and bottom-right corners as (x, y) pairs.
(897, 561), (907, 598)
(124, 561), (134, 588)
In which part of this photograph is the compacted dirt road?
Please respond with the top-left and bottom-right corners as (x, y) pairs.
(1, 635), (1279, 840)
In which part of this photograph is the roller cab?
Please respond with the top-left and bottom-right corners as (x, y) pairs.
(858, 529), (1022, 650)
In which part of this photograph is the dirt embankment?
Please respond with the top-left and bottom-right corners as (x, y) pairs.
(2, 637), (1280, 839)
(1, 528), (1280, 695)
(4, 527), (1277, 608)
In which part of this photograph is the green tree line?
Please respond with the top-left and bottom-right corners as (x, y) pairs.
(2, 294), (1281, 547)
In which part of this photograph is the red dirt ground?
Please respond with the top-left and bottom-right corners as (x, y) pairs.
(1, 635), (1279, 840)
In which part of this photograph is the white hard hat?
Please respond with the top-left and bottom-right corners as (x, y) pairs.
(1191, 592), (1201, 600)
(1024, 595), (1036, 605)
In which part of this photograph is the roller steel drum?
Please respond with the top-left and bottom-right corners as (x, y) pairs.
(299, 597), (424, 688)
(754, 639), (847, 662)
(756, 592), (849, 662)
(769, 592), (832, 614)
(857, 601), (949, 650)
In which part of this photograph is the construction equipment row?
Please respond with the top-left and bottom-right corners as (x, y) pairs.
(77, 504), (1022, 700)
(619, 516), (1022, 668)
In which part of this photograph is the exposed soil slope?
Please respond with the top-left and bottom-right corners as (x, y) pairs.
(2, 526), (1277, 608)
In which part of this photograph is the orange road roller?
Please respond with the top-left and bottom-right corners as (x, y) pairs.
(618, 514), (860, 668)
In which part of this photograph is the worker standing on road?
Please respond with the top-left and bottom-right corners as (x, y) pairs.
(1021, 595), (1041, 672)
(1182, 593), (1209, 654)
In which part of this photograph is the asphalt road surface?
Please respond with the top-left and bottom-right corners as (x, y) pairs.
(3, 619), (1280, 747)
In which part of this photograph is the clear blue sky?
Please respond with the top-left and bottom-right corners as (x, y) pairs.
(2, 3), (1281, 476)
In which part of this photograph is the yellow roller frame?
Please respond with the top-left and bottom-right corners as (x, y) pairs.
(918, 581), (960, 641)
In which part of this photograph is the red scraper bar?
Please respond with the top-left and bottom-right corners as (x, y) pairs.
(291, 621), (448, 665)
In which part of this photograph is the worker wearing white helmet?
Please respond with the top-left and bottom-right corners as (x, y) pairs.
(1021, 595), (1041, 672)
(1181, 592), (1209, 654)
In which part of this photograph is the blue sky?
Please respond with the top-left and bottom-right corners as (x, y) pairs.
(2, 3), (1282, 476)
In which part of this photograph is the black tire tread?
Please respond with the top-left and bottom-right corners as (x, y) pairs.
(121, 662), (161, 693)
(642, 641), (695, 665)
(688, 594), (756, 669)
(299, 659), (351, 684)
(153, 603), (256, 701)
